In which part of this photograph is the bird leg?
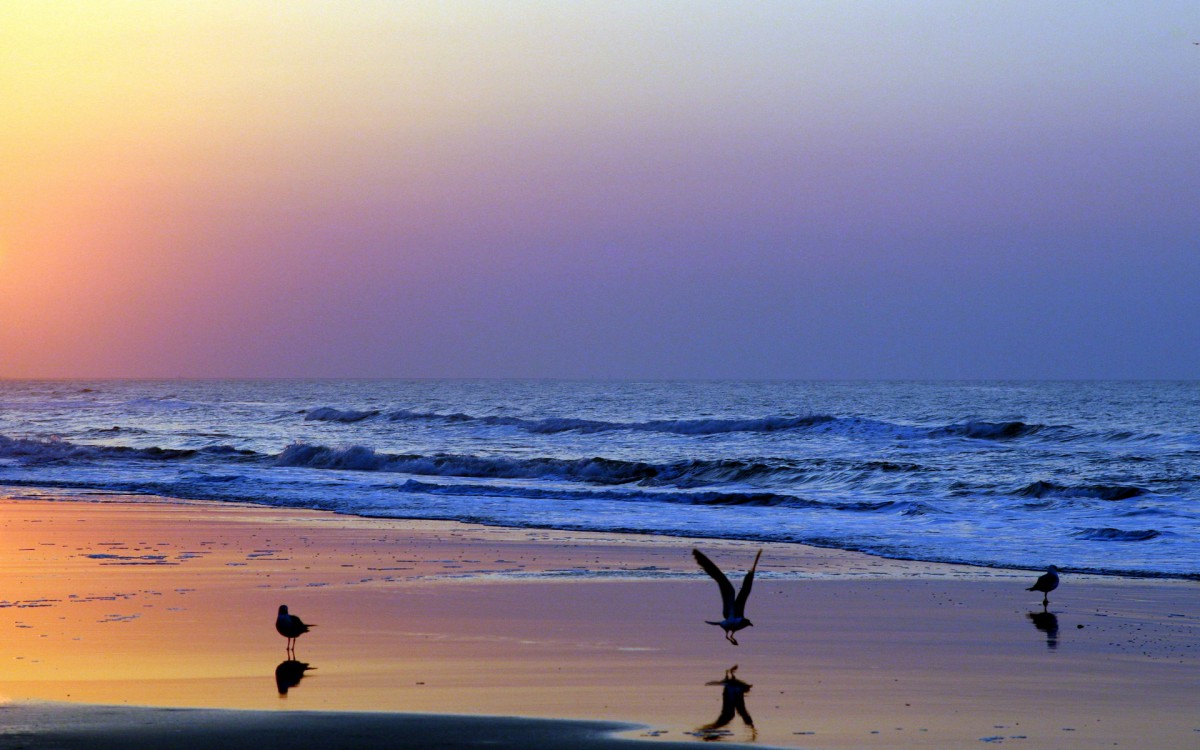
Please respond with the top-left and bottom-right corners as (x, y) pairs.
(727, 632), (739, 646)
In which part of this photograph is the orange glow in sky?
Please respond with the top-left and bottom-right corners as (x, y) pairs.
(3, 2), (1199, 378)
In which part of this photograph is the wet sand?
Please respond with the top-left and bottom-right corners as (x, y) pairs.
(1, 493), (1198, 748)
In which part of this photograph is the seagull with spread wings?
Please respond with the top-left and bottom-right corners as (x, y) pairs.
(692, 548), (763, 645)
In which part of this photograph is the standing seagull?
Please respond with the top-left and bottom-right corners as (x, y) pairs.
(692, 548), (762, 645)
(276, 605), (314, 655)
(1026, 565), (1060, 607)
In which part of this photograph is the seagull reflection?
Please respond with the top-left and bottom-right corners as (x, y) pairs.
(694, 665), (756, 742)
(275, 659), (315, 696)
(1027, 610), (1059, 649)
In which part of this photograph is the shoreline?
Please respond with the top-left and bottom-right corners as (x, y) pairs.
(0, 703), (713, 750)
(7, 482), (1190, 583)
(2, 493), (1198, 748)
(10, 486), (1190, 583)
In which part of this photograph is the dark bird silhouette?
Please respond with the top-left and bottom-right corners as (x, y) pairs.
(1027, 610), (1059, 649)
(693, 548), (762, 645)
(1026, 565), (1060, 606)
(699, 665), (755, 739)
(275, 659), (315, 696)
(276, 604), (313, 656)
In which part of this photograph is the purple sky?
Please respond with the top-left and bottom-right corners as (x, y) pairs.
(2, 1), (1198, 378)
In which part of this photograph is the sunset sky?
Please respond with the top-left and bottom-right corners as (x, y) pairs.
(2, 1), (1197, 379)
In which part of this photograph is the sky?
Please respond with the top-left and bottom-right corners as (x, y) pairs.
(1, 1), (1198, 379)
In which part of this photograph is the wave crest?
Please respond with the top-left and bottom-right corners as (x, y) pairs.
(273, 443), (661, 483)
(0, 435), (253, 464)
(382, 410), (840, 436)
(305, 407), (381, 423)
(930, 421), (1045, 440)
(271, 444), (871, 490)
(354, 478), (941, 515)
(1072, 527), (1162, 542)
(305, 407), (1080, 443)
(1017, 481), (1147, 501)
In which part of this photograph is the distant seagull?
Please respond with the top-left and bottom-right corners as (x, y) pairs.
(1026, 565), (1060, 606)
(692, 548), (762, 645)
(276, 604), (314, 655)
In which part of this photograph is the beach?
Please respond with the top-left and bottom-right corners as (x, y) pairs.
(2, 494), (1198, 748)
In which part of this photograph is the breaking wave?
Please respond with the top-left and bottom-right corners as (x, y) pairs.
(305, 407), (381, 423)
(1, 433), (938, 495)
(1072, 527), (1163, 542)
(381, 478), (933, 513)
(302, 407), (1079, 442)
(0, 435), (254, 463)
(1017, 481), (1147, 501)
(928, 420), (1046, 440)
(382, 410), (842, 435)
(272, 442), (804, 487)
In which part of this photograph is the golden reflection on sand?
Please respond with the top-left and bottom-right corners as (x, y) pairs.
(2, 496), (1199, 749)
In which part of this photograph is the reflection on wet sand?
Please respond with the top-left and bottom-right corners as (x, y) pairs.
(693, 665), (755, 742)
(275, 660), (315, 697)
(1027, 609), (1059, 650)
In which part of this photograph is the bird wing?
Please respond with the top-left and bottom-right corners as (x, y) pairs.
(733, 550), (762, 618)
(1029, 572), (1055, 592)
(693, 549), (736, 619)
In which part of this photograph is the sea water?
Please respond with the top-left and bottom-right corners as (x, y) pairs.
(0, 380), (1196, 578)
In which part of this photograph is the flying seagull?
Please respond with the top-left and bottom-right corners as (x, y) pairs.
(1026, 565), (1060, 606)
(276, 604), (314, 655)
(692, 548), (762, 645)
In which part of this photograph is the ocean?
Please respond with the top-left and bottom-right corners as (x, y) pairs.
(0, 380), (1196, 578)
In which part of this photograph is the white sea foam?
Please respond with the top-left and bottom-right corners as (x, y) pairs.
(0, 379), (1196, 578)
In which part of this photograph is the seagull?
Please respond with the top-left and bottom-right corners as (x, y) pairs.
(276, 605), (314, 655)
(1026, 565), (1060, 606)
(692, 548), (762, 645)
